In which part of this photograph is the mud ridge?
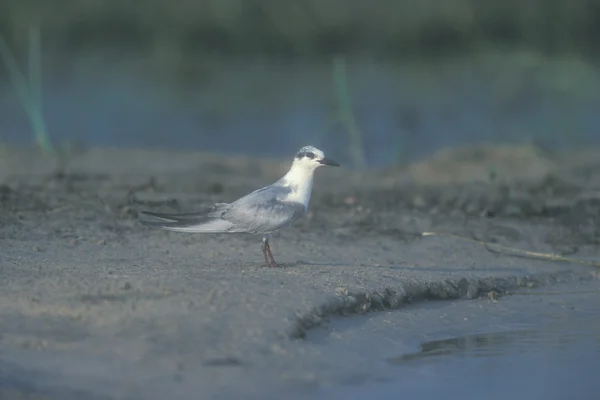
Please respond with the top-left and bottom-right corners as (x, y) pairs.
(290, 269), (597, 339)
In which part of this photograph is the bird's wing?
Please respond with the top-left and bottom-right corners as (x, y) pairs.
(141, 203), (227, 220)
(221, 185), (306, 233)
(140, 185), (306, 234)
(140, 203), (234, 232)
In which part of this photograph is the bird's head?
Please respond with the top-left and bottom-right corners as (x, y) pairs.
(291, 145), (339, 172)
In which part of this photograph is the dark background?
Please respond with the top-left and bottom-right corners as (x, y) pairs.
(1, 0), (599, 166)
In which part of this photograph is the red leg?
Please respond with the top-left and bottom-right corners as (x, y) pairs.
(262, 236), (278, 267)
(265, 241), (277, 267)
(261, 237), (271, 267)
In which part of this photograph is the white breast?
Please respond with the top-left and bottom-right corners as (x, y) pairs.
(280, 166), (315, 208)
(285, 178), (313, 207)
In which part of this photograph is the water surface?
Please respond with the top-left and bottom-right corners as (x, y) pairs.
(309, 281), (600, 400)
(1, 52), (599, 166)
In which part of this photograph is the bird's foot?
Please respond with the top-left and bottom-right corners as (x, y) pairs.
(265, 259), (278, 268)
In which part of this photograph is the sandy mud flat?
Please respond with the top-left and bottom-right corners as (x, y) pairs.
(0, 144), (599, 399)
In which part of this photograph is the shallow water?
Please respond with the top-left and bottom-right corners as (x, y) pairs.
(387, 328), (598, 399)
(323, 332), (599, 399)
(1, 52), (600, 166)
(308, 281), (600, 400)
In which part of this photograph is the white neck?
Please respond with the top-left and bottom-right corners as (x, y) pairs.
(279, 162), (317, 207)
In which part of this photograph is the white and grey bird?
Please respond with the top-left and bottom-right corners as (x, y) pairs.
(140, 146), (339, 267)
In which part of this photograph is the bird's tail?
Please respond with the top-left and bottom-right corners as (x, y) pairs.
(139, 203), (233, 233)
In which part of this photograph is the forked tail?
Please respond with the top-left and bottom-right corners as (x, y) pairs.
(140, 205), (234, 233)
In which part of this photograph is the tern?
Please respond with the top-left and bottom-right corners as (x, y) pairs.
(140, 146), (339, 267)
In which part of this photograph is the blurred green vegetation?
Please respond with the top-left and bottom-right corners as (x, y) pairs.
(0, 0), (599, 59)
(0, 0), (598, 164)
(0, 26), (54, 153)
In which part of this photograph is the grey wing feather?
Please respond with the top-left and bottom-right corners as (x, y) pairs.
(142, 203), (229, 221)
(222, 185), (306, 233)
(140, 203), (231, 229)
(140, 185), (305, 234)
(222, 198), (305, 233)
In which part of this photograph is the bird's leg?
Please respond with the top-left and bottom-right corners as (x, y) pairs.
(261, 235), (278, 267)
(261, 236), (270, 267)
(265, 242), (278, 267)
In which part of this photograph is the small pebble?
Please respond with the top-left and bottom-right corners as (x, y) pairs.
(344, 196), (357, 205)
(488, 290), (500, 302)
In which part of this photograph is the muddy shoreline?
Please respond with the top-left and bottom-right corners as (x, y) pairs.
(1, 144), (599, 399)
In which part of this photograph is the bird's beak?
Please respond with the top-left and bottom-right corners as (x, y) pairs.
(318, 157), (339, 167)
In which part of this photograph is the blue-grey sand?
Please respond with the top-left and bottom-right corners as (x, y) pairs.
(1, 144), (599, 399)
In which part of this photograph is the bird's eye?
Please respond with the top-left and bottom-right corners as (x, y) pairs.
(306, 152), (315, 159)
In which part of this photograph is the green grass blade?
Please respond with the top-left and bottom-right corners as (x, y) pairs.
(0, 28), (53, 154)
(27, 26), (52, 153)
(332, 55), (366, 168)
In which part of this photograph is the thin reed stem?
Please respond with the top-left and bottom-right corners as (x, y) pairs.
(0, 26), (53, 154)
(332, 55), (366, 168)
